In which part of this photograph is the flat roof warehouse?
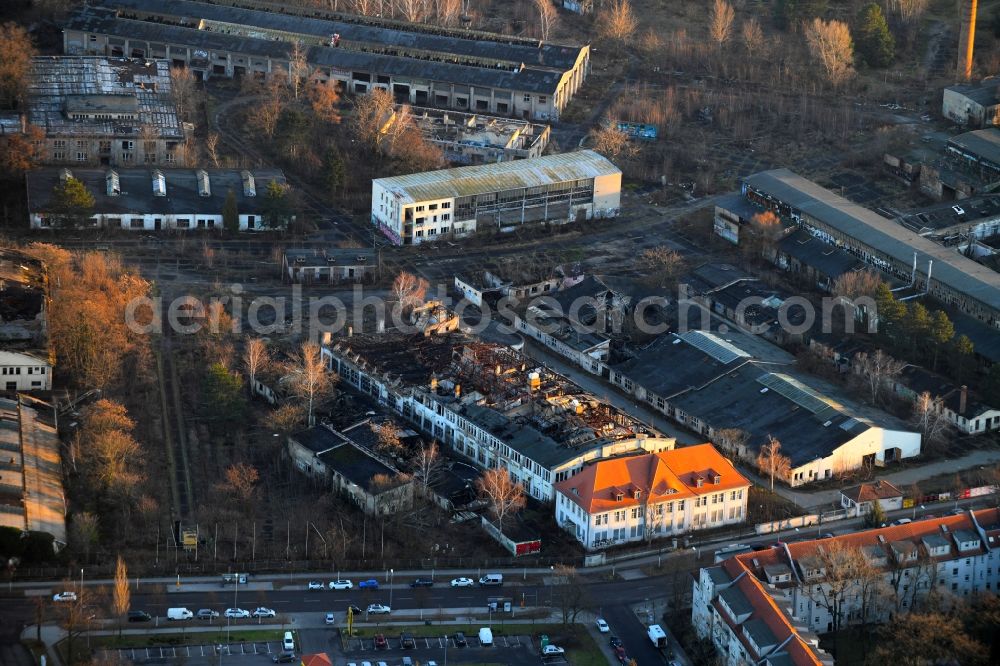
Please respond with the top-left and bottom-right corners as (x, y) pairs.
(71, 0), (587, 96)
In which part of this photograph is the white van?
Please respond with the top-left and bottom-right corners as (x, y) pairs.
(282, 631), (295, 651)
(478, 627), (493, 646)
(479, 573), (503, 587)
(167, 608), (193, 621)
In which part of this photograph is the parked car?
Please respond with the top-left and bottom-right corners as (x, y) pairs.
(52, 592), (77, 602)
(307, 581), (324, 590)
(325, 612), (336, 625)
(892, 518), (912, 526)
(453, 631), (467, 647)
(400, 632), (416, 648)
(224, 608), (250, 618)
(127, 610), (151, 623)
(609, 636), (623, 649)
(272, 653), (296, 664)
(252, 607), (276, 618)
(450, 577), (474, 587)
(196, 609), (220, 620)
(374, 634), (388, 649)
(542, 645), (565, 655)
(596, 618), (610, 633)
(615, 645), (628, 663)
(367, 604), (391, 614)
(952, 205), (966, 216)
(401, 658), (413, 666)
(409, 579), (434, 588)
(329, 579), (353, 590)
(358, 579), (379, 589)
(347, 605), (362, 616)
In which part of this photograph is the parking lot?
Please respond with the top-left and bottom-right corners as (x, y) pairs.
(96, 640), (285, 664)
(343, 643), (546, 666)
(344, 633), (527, 651)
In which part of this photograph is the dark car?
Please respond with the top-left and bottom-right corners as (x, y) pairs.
(127, 610), (151, 623)
(347, 605), (362, 616)
(374, 633), (388, 650)
(609, 636), (623, 649)
(272, 652), (296, 664)
(400, 632), (416, 649)
(358, 579), (379, 589)
(615, 645), (627, 663)
(409, 578), (434, 588)
(454, 631), (468, 647)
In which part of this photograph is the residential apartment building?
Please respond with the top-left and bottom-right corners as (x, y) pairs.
(554, 443), (750, 550)
(0, 351), (52, 392)
(66, 0), (590, 121)
(0, 57), (186, 168)
(742, 168), (1000, 326)
(610, 329), (921, 487)
(371, 150), (621, 245)
(321, 333), (674, 502)
(694, 508), (1000, 658)
(26, 168), (287, 230)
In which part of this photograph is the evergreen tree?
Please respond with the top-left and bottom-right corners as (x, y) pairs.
(773, 0), (828, 30)
(928, 310), (955, 370)
(855, 3), (895, 68)
(906, 302), (931, 357)
(202, 362), (246, 423)
(48, 176), (95, 228)
(222, 189), (239, 233)
(322, 146), (346, 201)
(949, 334), (975, 384)
(985, 365), (1000, 407)
(260, 180), (292, 229)
(865, 499), (887, 528)
(874, 283), (905, 341)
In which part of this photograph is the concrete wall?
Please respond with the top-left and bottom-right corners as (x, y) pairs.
(592, 172), (622, 218)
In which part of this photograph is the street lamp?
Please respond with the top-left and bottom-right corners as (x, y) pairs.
(389, 569), (394, 610)
(79, 568), (83, 595)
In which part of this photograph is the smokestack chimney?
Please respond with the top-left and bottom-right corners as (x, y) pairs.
(430, 376), (438, 392)
(958, 0), (978, 81)
(455, 384), (461, 399)
(347, 325), (353, 337)
(960, 385), (968, 415)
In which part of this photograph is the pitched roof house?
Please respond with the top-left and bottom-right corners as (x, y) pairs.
(839, 480), (904, 517)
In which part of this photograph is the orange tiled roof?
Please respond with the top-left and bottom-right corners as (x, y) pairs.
(301, 654), (333, 666)
(554, 443), (750, 513)
(719, 557), (825, 665)
(840, 480), (903, 503)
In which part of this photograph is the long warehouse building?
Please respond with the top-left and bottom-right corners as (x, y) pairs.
(743, 168), (1000, 326)
(371, 150), (621, 245)
(65, 0), (590, 121)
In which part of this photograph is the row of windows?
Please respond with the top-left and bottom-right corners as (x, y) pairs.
(1, 366), (47, 375)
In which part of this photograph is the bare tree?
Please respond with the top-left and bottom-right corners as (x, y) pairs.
(552, 565), (590, 625)
(70, 512), (100, 564)
(112, 555), (130, 637)
(756, 436), (791, 491)
(309, 80), (342, 124)
(800, 541), (869, 634)
(712, 428), (749, 460)
(911, 392), (953, 449)
(243, 337), (269, 395)
(741, 17), (764, 58)
(169, 66), (198, 121)
(852, 349), (904, 405)
(640, 245), (685, 289)
(248, 90), (284, 139)
(396, 0), (429, 22)
(804, 18), (855, 87)
(287, 40), (313, 100)
(435, 0), (462, 26)
(590, 123), (637, 160)
(476, 468), (526, 533)
(598, 0), (637, 44)
(391, 271), (429, 313)
(351, 88), (395, 152)
(709, 0), (735, 47)
(376, 421), (405, 457)
(534, 0), (559, 42)
(412, 440), (444, 494)
(832, 270), (884, 300)
(204, 132), (221, 168)
(221, 462), (260, 502)
(0, 23), (36, 109)
(888, 0), (930, 24)
(286, 342), (337, 427)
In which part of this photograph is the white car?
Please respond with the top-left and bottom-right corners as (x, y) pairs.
(307, 581), (324, 590)
(596, 618), (610, 633)
(325, 612), (335, 625)
(328, 579), (353, 590)
(252, 607), (276, 618)
(52, 592), (77, 602)
(953, 205), (966, 215)
(542, 645), (565, 655)
(450, 577), (474, 587)
(366, 604), (391, 614)
(224, 608), (250, 618)
(361, 662), (373, 666)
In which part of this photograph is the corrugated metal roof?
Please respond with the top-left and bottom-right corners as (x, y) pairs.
(744, 169), (1000, 313)
(947, 128), (1000, 165)
(374, 150), (620, 203)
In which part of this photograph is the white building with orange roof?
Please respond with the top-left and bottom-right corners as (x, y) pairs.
(553, 443), (750, 550)
(693, 508), (1000, 661)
